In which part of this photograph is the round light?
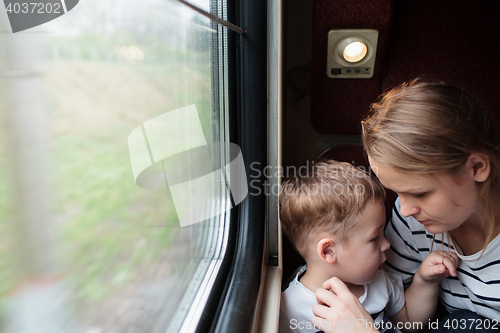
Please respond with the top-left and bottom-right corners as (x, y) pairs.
(343, 41), (368, 63)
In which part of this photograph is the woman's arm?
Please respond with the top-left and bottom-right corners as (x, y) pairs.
(390, 251), (460, 331)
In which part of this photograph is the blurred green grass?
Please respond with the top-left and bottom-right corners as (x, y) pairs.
(0, 50), (212, 312)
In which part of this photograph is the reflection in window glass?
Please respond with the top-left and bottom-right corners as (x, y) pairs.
(0, 0), (230, 331)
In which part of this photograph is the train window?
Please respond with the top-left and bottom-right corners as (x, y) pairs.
(0, 0), (246, 331)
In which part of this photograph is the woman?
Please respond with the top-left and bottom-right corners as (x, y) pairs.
(312, 78), (500, 332)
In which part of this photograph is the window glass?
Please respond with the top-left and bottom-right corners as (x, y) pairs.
(0, 0), (230, 331)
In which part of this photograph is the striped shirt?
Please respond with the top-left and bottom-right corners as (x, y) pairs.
(384, 197), (500, 320)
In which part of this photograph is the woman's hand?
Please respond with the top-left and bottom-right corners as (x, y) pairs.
(312, 277), (378, 333)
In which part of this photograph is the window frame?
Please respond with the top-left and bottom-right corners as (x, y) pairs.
(193, 0), (268, 332)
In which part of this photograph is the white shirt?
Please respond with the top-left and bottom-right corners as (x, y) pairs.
(279, 265), (405, 333)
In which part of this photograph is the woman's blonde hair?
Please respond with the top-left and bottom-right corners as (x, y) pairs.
(362, 77), (500, 248)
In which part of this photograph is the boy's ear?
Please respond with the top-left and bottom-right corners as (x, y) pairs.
(317, 238), (337, 264)
(467, 153), (490, 183)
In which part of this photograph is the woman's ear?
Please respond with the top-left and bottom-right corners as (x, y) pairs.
(317, 238), (337, 264)
(467, 153), (491, 183)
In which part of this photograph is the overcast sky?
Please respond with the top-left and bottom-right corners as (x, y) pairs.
(41, 0), (211, 36)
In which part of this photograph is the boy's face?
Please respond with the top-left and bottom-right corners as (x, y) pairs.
(335, 200), (390, 285)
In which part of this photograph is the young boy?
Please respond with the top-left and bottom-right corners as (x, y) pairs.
(279, 160), (460, 333)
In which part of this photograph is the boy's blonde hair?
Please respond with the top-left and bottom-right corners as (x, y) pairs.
(279, 160), (386, 258)
(362, 77), (500, 249)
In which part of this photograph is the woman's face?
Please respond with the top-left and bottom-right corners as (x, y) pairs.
(368, 157), (483, 234)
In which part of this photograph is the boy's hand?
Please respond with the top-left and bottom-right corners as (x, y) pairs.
(416, 250), (460, 283)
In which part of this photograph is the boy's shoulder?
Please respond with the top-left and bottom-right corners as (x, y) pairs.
(281, 265), (313, 299)
(281, 265), (316, 314)
(280, 265), (319, 333)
